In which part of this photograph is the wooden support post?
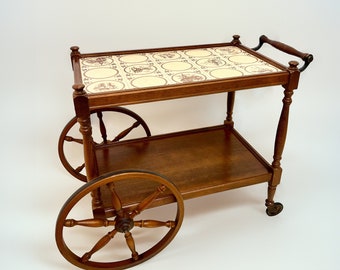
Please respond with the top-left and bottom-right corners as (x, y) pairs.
(71, 46), (103, 214)
(73, 92), (102, 213)
(225, 91), (235, 128)
(266, 61), (300, 208)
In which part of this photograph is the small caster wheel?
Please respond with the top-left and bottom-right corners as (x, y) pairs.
(266, 202), (283, 216)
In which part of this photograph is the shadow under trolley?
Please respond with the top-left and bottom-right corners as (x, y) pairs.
(56, 35), (313, 270)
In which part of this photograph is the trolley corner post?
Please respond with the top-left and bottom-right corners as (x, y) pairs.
(71, 46), (102, 211)
(225, 91), (236, 128)
(266, 60), (301, 214)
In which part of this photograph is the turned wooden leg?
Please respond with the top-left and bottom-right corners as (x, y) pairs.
(73, 87), (104, 218)
(225, 91), (235, 127)
(266, 72), (297, 216)
(266, 61), (300, 216)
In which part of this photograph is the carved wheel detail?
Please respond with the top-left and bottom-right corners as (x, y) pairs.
(58, 107), (151, 182)
(55, 170), (184, 270)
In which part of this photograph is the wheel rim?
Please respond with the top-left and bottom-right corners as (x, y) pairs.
(56, 170), (184, 270)
(58, 107), (151, 182)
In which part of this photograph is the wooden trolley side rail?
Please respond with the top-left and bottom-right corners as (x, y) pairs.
(86, 72), (289, 109)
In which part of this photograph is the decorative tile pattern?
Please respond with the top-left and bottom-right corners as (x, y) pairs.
(80, 46), (281, 94)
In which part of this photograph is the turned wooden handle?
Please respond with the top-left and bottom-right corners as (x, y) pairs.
(253, 35), (313, 72)
(260, 35), (308, 59)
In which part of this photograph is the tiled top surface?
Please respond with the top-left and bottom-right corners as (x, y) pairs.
(79, 46), (282, 94)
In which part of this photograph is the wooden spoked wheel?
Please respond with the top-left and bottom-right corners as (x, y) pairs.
(58, 107), (151, 182)
(55, 170), (184, 270)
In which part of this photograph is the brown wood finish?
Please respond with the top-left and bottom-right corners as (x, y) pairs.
(58, 107), (151, 182)
(56, 171), (185, 270)
(266, 61), (300, 209)
(225, 91), (235, 127)
(56, 34), (313, 270)
(95, 126), (272, 204)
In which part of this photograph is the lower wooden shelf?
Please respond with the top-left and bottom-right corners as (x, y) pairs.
(95, 125), (273, 212)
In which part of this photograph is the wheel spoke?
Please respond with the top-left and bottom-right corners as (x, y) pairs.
(64, 218), (115, 227)
(124, 231), (139, 261)
(130, 185), (166, 218)
(75, 163), (85, 173)
(108, 183), (123, 217)
(112, 121), (141, 142)
(81, 229), (118, 262)
(65, 135), (83, 144)
(134, 220), (176, 229)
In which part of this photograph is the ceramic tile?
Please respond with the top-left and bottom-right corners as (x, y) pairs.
(80, 46), (281, 94)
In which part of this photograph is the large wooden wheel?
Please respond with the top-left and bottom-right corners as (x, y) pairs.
(58, 107), (151, 181)
(55, 170), (184, 270)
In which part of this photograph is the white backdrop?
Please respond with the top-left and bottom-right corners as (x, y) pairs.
(1, 1), (339, 269)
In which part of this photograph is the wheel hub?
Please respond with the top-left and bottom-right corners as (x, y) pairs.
(115, 217), (134, 233)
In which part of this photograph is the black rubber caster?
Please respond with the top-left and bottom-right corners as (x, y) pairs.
(266, 202), (283, 216)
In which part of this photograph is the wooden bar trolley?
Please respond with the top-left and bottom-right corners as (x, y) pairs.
(56, 35), (313, 270)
